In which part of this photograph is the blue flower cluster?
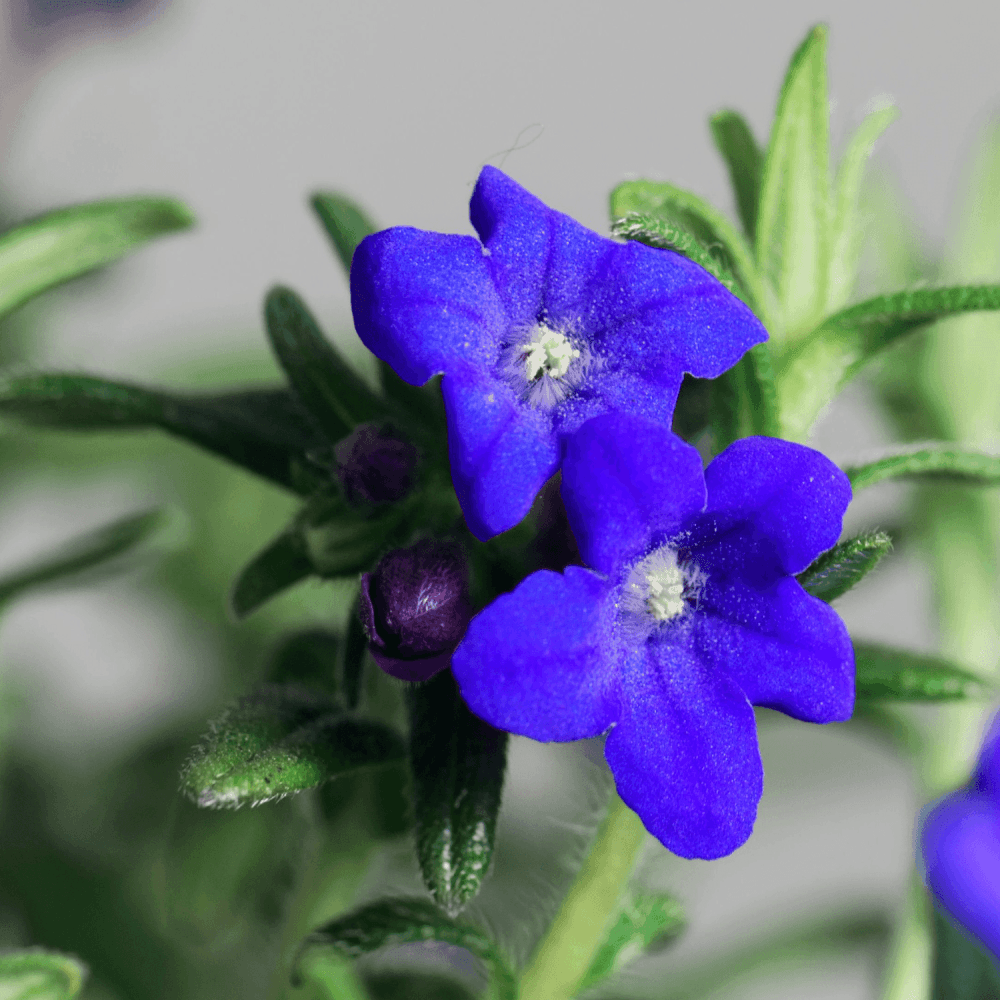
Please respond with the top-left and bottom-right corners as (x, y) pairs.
(351, 167), (855, 859)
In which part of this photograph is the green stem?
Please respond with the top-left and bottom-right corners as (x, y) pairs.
(517, 793), (647, 1000)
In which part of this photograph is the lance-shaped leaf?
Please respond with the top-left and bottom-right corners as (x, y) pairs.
(710, 109), (763, 242)
(609, 179), (770, 323)
(797, 530), (892, 603)
(0, 949), (87, 1000)
(0, 508), (175, 606)
(264, 286), (390, 442)
(230, 529), (314, 619)
(578, 892), (686, 993)
(854, 644), (992, 702)
(295, 897), (517, 1000)
(777, 285), (1000, 441)
(0, 196), (194, 321)
(181, 684), (405, 808)
(932, 905), (1000, 1000)
(756, 24), (831, 341)
(266, 629), (343, 694)
(341, 596), (368, 710)
(710, 342), (780, 451)
(846, 447), (1000, 492)
(828, 104), (899, 312)
(407, 671), (508, 915)
(0, 373), (323, 494)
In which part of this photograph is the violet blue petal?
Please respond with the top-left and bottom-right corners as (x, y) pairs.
(451, 566), (618, 742)
(974, 712), (1000, 798)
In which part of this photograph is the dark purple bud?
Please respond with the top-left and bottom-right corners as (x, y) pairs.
(359, 539), (471, 682)
(334, 423), (418, 505)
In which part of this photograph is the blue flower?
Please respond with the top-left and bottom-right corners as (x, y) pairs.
(922, 711), (1000, 959)
(451, 414), (854, 858)
(350, 166), (768, 540)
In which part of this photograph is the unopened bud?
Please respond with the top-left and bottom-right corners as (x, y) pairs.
(359, 539), (471, 682)
(334, 423), (418, 505)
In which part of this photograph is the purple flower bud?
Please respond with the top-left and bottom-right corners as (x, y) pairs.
(334, 423), (418, 505)
(359, 539), (471, 682)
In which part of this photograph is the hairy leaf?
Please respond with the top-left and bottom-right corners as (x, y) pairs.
(710, 109), (763, 241)
(302, 495), (409, 580)
(854, 644), (992, 702)
(578, 892), (686, 993)
(711, 342), (780, 451)
(230, 529), (314, 619)
(266, 629), (343, 694)
(264, 286), (390, 442)
(756, 24), (831, 341)
(0, 949), (87, 999)
(0, 509), (174, 605)
(295, 897), (517, 1000)
(846, 447), (1000, 492)
(181, 684), (405, 807)
(0, 373), (323, 493)
(777, 285), (1000, 440)
(797, 530), (892, 602)
(0, 196), (194, 321)
(932, 905), (1000, 1000)
(407, 671), (508, 915)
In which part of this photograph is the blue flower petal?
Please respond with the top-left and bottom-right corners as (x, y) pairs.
(351, 227), (506, 385)
(693, 575), (854, 722)
(974, 713), (1000, 797)
(605, 638), (762, 859)
(703, 437), (851, 574)
(923, 790), (1000, 959)
(561, 413), (706, 575)
(441, 366), (559, 540)
(452, 566), (618, 741)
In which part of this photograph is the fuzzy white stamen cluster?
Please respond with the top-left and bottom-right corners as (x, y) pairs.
(621, 545), (706, 625)
(521, 325), (580, 381)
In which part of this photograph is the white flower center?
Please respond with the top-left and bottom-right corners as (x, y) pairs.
(521, 325), (580, 381)
(623, 545), (705, 624)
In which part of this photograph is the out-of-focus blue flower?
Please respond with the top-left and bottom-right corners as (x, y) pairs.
(350, 167), (767, 540)
(922, 711), (1000, 958)
(451, 414), (854, 858)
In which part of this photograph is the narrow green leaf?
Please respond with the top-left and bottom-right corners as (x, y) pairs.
(230, 529), (314, 619)
(610, 179), (770, 323)
(0, 196), (194, 321)
(854, 644), (992, 702)
(611, 213), (743, 300)
(578, 892), (686, 993)
(302, 494), (409, 580)
(828, 104), (899, 311)
(0, 509), (174, 605)
(0, 949), (87, 999)
(363, 970), (477, 1000)
(776, 285), (1000, 441)
(267, 629), (342, 694)
(407, 671), (508, 915)
(846, 447), (1000, 492)
(341, 596), (368, 710)
(311, 191), (376, 277)
(181, 683), (405, 808)
(710, 342), (781, 451)
(0, 373), (323, 494)
(710, 109), (763, 241)
(264, 286), (389, 442)
(756, 24), (831, 341)
(932, 905), (1000, 1000)
(296, 897), (517, 1000)
(797, 530), (892, 602)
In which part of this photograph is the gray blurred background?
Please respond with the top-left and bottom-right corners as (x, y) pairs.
(1, 1), (999, 997)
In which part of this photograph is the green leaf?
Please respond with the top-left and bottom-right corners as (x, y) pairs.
(407, 671), (508, 915)
(311, 191), (377, 277)
(578, 892), (686, 993)
(230, 529), (314, 619)
(609, 179), (770, 322)
(932, 904), (1000, 1000)
(0, 373), (323, 494)
(776, 285), (1000, 441)
(295, 897), (517, 1000)
(264, 286), (390, 442)
(756, 24), (831, 341)
(710, 342), (780, 451)
(341, 596), (368, 710)
(710, 109), (763, 241)
(266, 629), (343, 694)
(180, 684), (405, 808)
(828, 104), (899, 311)
(363, 970), (477, 1000)
(854, 643), (992, 702)
(0, 196), (194, 322)
(797, 530), (892, 602)
(610, 213), (742, 299)
(0, 949), (87, 999)
(846, 447), (1000, 492)
(0, 508), (175, 606)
